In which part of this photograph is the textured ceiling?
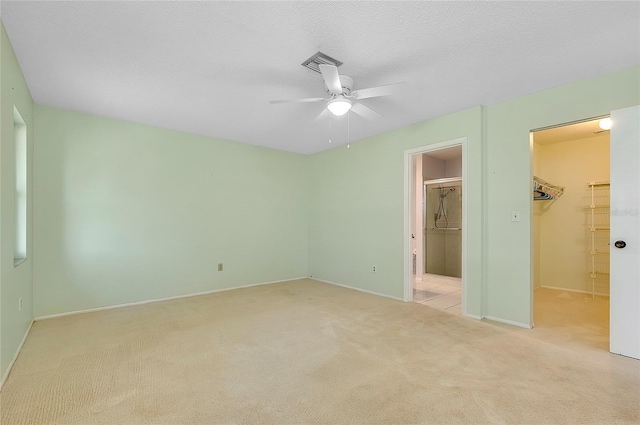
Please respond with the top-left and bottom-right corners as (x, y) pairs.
(1, 1), (638, 155)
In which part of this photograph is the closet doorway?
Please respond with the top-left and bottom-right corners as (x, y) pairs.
(411, 144), (464, 315)
(532, 117), (611, 350)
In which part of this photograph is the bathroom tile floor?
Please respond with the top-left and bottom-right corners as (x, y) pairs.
(413, 273), (461, 315)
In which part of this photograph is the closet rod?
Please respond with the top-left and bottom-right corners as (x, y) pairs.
(533, 175), (564, 200)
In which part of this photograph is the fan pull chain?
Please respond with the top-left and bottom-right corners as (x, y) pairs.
(347, 112), (350, 149)
(328, 115), (332, 144)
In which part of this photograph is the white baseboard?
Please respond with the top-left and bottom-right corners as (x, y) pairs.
(539, 285), (609, 297)
(464, 313), (482, 320)
(311, 278), (404, 302)
(0, 320), (34, 392)
(483, 316), (532, 329)
(35, 277), (308, 321)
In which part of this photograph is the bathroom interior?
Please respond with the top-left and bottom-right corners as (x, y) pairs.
(413, 146), (463, 315)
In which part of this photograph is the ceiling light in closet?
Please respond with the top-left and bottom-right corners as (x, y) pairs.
(599, 118), (612, 130)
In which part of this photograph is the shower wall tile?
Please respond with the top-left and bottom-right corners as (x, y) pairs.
(425, 183), (462, 278)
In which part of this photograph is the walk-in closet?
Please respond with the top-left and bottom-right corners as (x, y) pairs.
(532, 118), (610, 350)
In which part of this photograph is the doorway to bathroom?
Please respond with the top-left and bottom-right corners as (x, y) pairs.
(411, 144), (464, 315)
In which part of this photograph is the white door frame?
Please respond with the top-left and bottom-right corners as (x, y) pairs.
(530, 110), (640, 359)
(530, 115), (609, 327)
(403, 137), (468, 315)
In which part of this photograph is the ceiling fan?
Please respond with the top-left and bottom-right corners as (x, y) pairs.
(269, 64), (405, 121)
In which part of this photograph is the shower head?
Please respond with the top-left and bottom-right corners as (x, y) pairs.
(440, 187), (455, 198)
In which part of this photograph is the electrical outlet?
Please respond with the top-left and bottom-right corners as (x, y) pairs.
(218, 263), (223, 272)
(19, 298), (23, 311)
(372, 265), (377, 273)
(511, 211), (520, 222)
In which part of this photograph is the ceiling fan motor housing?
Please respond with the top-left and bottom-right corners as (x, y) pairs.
(325, 75), (354, 96)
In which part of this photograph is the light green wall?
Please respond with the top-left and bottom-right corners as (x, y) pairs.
(4, 16), (639, 338)
(308, 65), (639, 327)
(33, 106), (309, 317)
(485, 66), (639, 326)
(0, 22), (34, 381)
(308, 107), (484, 317)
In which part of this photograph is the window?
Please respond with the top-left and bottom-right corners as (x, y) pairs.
(14, 107), (27, 266)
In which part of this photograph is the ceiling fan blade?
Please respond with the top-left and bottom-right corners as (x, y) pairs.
(319, 64), (342, 94)
(269, 97), (325, 104)
(352, 82), (406, 100)
(312, 108), (330, 124)
(351, 102), (383, 121)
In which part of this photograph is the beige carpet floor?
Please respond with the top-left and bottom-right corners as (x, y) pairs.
(1, 279), (639, 424)
(533, 287), (610, 352)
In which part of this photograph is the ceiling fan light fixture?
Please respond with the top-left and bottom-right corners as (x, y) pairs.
(327, 96), (352, 116)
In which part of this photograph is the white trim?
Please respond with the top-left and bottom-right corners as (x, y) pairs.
(403, 138), (468, 315)
(311, 278), (404, 302)
(539, 285), (610, 297)
(0, 320), (34, 392)
(34, 277), (308, 321)
(529, 131), (536, 327)
(465, 313), (483, 320)
(483, 316), (532, 329)
(423, 176), (463, 185)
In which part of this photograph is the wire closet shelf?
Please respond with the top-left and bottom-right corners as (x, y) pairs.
(533, 176), (564, 201)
